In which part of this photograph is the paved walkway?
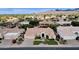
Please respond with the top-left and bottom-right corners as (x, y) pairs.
(54, 39), (60, 45)
(0, 39), (13, 48)
(23, 39), (34, 45)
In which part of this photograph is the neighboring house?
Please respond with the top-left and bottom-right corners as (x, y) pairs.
(3, 22), (16, 28)
(6, 17), (19, 24)
(35, 15), (45, 21)
(39, 20), (49, 28)
(0, 27), (25, 40)
(24, 27), (56, 40)
(4, 17), (19, 28)
(56, 21), (71, 26)
(57, 26), (79, 40)
(45, 16), (51, 20)
(39, 20), (54, 28)
(19, 21), (29, 25)
(24, 15), (34, 19)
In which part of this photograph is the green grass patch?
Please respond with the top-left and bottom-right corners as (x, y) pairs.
(45, 39), (58, 45)
(33, 41), (42, 45)
(33, 39), (58, 45)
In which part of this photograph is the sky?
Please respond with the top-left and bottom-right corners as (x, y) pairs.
(0, 8), (75, 14)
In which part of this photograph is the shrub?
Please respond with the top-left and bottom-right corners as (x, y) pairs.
(49, 24), (59, 32)
(56, 34), (60, 41)
(18, 38), (24, 42)
(19, 24), (28, 30)
(35, 36), (41, 39)
(47, 39), (57, 45)
(46, 35), (49, 39)
(29, 20), (39, 26)
(0, 41), (1, 43)
(12, 40), (16, 44)
(0, 38), (2, 40)
(59, 39), (67, 44)
(64, 40), (67, 43)
(33, 41), (42, 45)
(19, 24), (34, 30)
(71, 21), (79, 26)
(27, 24), (34, 28)
(16, 37), (24, 44)
(44, 39), (58, 45)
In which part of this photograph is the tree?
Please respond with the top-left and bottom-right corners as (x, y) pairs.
(12, 40), (16, 44)
(35, 35), (41, 39)
(29, 20), (39, 26)
(56, 34), (60, 41)
(25, 18), (33, 21)
(16, 37), (24, 44)
(71, 21), (79, 26)
(19, 24), (28, 30)
(49, 24), (59, 32)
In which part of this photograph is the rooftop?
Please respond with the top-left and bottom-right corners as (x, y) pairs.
(57, 26), (79, 40)
(24, 27), (56, 39)
(0, 27), (25, 39)
(19, 21), (29, 25)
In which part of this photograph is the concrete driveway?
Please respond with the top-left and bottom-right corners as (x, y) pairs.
(21, 39), (34, 45)
(0, 39), (13, 48)
(11, 39), (35, 47)
(0, 38), (34, 47)
(66, 40), (79, 45)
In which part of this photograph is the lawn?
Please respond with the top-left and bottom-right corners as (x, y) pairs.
(44, 39), (58, 45)
(33, 41), (42, 45)
(33, 39), (58, 45)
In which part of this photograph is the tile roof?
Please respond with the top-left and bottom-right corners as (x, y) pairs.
(57, 26), (79, 40)
(24, 27), (56, 39)
(0, 27), (25, 39)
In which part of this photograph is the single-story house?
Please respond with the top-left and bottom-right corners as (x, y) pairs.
(39, 20), (54, 25)
(6, 17), (19, 24)
(35, 15), (45, 21)
(0, 27), (25, 40)
(39, 20), (54, 28)
(24, 27), (56, 40)
(57, 26), (79, 40)
(19, 21), (29, 25)
(56, 21), (71, 26)
(24, 15), (34, 19)
(39, 20), (49, 28)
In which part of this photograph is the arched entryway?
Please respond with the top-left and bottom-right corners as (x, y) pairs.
(42, 33), (44, 38)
